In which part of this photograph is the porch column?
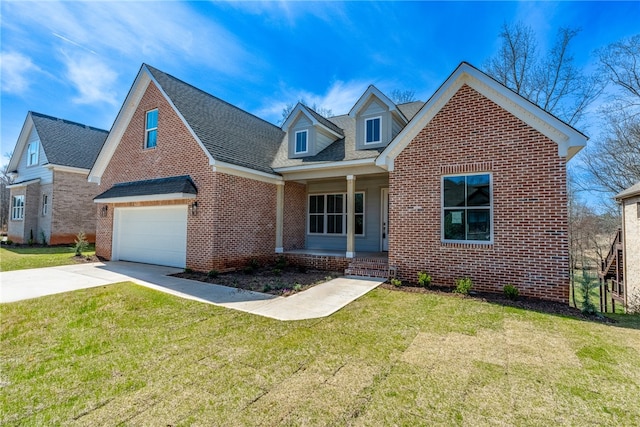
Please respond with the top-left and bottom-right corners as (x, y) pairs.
(346, 174), (356, 258)
(275, 181), (284, 253)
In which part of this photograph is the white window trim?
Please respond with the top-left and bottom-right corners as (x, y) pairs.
(441, 172), (493, 244)
(42, 194), (48, 216)
(307, 192), (365, 236)
(26, 141), (39, 166)
(11, 195), (25, 221)
(294, 130), (308, 154)
(145, 109), (158, 149)
(364, 116), (382, 145)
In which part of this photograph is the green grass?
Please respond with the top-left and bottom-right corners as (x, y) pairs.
(2, 283), (640, 426)
(0, 244), (96, 272)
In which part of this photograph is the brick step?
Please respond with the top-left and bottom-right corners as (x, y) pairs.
(344, 268), (390, 278)
(347, 260), (389, 269)
(345, 259), (396, 279)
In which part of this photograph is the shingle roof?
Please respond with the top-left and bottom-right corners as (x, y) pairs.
(30, 112), (108, 169)
(94, 175), (197, 200)
(299, 104), (344, 136)
(615, 181), (640, 200)
(145, 65), (285, 174)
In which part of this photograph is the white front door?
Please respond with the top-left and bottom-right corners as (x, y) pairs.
(381, 188), (389, 251)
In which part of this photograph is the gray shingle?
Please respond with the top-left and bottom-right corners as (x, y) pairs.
(31, 112), (108, 169)
(299, 104), (343, 136)
(145, 65), (285, 174)
(94, 175), (197, 200)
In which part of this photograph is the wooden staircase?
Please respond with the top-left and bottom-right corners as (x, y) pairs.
(345, 257), (396, 279)
(599, 228), (624, 310)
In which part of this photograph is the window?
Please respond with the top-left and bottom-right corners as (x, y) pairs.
(295, 130), (308, 154)
(442, 173), (491, 242)
(11, 195), (25, 220)
(365, 117), (381, 144)
(42, 194), (48, 216)
(145, 109), (158, 148)
(26, 141), (39, 166)
(308, 192), (364, 235)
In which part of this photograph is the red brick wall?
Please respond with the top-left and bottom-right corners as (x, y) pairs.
(283, 181), (306, 250)
(390, 84), (569, 302)
(97, 80), (277, 271)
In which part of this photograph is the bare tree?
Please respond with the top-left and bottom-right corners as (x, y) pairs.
(580, 34), (640, 197)
(485, 22), (602, 127)
(390, 89), (416, 104)
(280, 100), (333, 125)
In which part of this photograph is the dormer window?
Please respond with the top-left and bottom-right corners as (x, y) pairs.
(295, 130), (308, 154)
(365, 117), (381, 145)
(26, 141), (39, 166)
(145, 109), (158, 149)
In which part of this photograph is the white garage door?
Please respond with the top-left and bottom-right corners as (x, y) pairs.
(113, 205), (188, 268)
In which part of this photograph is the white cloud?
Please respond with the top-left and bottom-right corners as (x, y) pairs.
(64, 54), (118, 105)
(0, 51), (41, 94)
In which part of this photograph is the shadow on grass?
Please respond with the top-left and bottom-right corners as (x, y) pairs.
(1, 244), (95, 255)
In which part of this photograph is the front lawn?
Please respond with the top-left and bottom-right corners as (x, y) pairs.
(0, 244), (96, 272)
(2, 283), (639, 425)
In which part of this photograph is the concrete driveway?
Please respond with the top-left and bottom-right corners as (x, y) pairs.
(0, 261), (384, 320)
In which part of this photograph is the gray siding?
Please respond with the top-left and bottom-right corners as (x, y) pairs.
(355, 98), (392, 151)
(16, 127), (53, 184)
(288, 114), (315, 158)
(306, 175), (388, 252)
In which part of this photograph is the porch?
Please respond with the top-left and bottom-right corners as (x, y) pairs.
(282, 249), (393, 279)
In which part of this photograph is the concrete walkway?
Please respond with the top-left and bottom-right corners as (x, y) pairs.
(0, 261), (384, 320)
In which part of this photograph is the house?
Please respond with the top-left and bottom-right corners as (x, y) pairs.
(89, 62), (587, 302)
(7, 112), (108, 244)
(604, 182), (640, 312)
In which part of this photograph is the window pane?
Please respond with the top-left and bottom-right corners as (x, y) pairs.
(146, 110), (158, 129)
(327, 194), (344, 213)
(295, 131), (307, 153)
(443, 176), (465, 207)
(309, 195), (324, 214)
(467, 209), (490, 241)
(327, 214), (343, 234)
(366, 118), (380, 143)
(146, 129), (157, 148)
(310, 214), (323, 233)
(467, 174), (490, 206)
(444, 209), (465, 240)
(355, 193), (364, 213)
(355, 214), (364, 235)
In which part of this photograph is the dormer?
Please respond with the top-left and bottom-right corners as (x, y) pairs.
(349, 86), (409, 150)
(282, 103), (343, 159)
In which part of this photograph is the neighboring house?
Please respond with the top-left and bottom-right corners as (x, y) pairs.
(90, 62), (586, 302)
(604, 182), (640, 311)
(7, 112), (108, 244)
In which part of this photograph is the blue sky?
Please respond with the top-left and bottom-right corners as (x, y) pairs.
(1, 1), (639, 170)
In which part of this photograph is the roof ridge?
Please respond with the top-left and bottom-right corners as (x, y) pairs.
(144, 64), (282, 130)
(299, 104), (343, 135)
(30, 111), (109, 133)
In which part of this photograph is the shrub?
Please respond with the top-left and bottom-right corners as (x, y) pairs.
(272, 268), (282, 276)
(74, 231), (89, 256)
(453, 277), (472, 295)
(243, 266), (254, 275)
(503, 284), (519, 300)
(263, 284), (272, 293)
(184, 268), (193, 274)
(207, 269), (219, 279)
(390, 278), (402, 287)
(275, 255), (287, 269)
(297, 264), (308, 274)
(2, 239), (12, 246)
(293, 283), (303, 292)
(417, 271), (432, 287)
(248, 258), (260, 270)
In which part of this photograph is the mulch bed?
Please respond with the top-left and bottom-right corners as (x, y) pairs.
(173, 265), (343, 297)
(73, 255), (101, 264)
(380, 283), (616, 323)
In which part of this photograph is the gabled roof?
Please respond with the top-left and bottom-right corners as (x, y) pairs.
(8, 111), (108, 172)
(615, 181), (640, 200)
(281, 103), (344, 138)
(94, 175), (197, 203)
(90, 64), (285, 181)
(348, 85), (408, 123)
(376, 62), (588, 170)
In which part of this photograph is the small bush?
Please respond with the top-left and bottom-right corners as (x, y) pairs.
(74, 231), (89, 256)
(390, 278), (402, 287)
(248, 258), (260, 270)
(207, 269), (219, 278)
(293, 283), (303, 292)
(272, 268), (282, 276)
(263, 284), (272, 293)
(297, 264), (308, 274)
(503, 284), (519, 300)
(453, 277), (472, 295)
(417, 271), (432, 287)
(275, 255), (287, 269)
(184, 268), (193, 274)
(243, 266), (254, 275)
(3, 239), (13, 246)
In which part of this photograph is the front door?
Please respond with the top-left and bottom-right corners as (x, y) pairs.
(381, 188), (389, 251)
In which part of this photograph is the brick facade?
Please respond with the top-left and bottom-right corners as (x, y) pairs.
(96, 81), (278, 272)
(283, 181), (307, 250)
(389, 84), (569, 302)
(50, 171), (98, 244)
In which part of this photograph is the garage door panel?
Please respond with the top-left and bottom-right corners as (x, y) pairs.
(113, 206), (188, 268)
